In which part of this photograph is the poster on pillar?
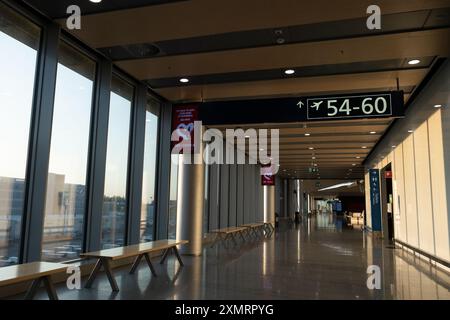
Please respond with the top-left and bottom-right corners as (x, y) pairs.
(171, 104), (199, 153)
(369, 169), (382, 231)
(261, 165), (276, 186)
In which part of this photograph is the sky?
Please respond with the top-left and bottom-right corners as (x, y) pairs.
(0, 30), (160, 201)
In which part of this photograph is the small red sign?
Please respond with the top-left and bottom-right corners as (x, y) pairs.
(262, 174), (275, 186)
(385, 171), (392, 179)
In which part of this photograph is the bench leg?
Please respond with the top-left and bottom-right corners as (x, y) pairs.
(231, 233), (239, 247)
(239, 230), (246, 243)
(210, 233), (220, 248)
(144, 253), (157, 276)
(172, 247), (184, 266)
(160, 248), (170, 264)
(24, 277), (42, 300)
(130, 254), (144, 274)
(85, 258), (103, 289)
(102, 258), (119, 292)
(42, 275), (58, 300)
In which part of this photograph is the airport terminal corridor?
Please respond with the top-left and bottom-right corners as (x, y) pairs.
(0, 0), (449, 309)
(14, 213), (449, 300)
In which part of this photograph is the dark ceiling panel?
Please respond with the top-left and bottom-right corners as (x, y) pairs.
(22, 0), (188, 19)
(98, 8), (450, 60)
(145, 57), (434, 88)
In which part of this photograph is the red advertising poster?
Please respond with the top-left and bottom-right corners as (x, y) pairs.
(262, 174), (275, 186)
(171, 104), (199, 152)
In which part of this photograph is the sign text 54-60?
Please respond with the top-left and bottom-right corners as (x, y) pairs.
(306, 94), (392, 120)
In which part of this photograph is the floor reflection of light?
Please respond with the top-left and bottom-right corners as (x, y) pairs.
(297, 228), (301, 263)
(307, 217), (311, 236)
(263, 242), (267, 276)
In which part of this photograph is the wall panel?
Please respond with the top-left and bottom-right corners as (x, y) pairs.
(429, 110), (450, 260)
(413, 121), (435, 254)
(403, 135), (419, 247)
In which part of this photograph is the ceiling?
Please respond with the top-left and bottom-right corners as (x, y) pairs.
(23, 0), (450, 179)
(213, 118), (391, 180)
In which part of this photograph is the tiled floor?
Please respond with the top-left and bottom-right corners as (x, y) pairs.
(18, 214), (450, 300)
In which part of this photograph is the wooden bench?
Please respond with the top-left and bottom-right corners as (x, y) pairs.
(0, 262), (68, 300)
(81, 239), (188, 292)
(209, 227), (247, 248)
(241, 223), (266, 239)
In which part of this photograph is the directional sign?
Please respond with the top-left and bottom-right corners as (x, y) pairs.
(303, 93), (395, 120)
(199, 91), (404, 125)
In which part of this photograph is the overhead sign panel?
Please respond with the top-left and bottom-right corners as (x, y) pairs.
(304, 93), (394, 120)
(199, 91), (404, 125)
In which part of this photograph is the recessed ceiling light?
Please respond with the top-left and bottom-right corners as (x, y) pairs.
(352, 164), (356, 166)
(392, 145), (396, 148)
(370, 131), (376, 134)
(434, 104), (443, 108)
(408, 59), (421, 65)
(304, 133), (311, 136)
(284, 69), (295, 75)
(356, 156), (361, 159)
(361, 146), (367, 149)
(260, 148), (265, 151)
(408, 129), (414, 133)
(312, 157), (316, 160)
(90, 0), (102, 3)
(179, 78), (189, 83)
(308, 147), (314, 150)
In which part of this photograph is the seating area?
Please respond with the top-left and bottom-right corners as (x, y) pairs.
(0, 239), (188, 298)
(209, 222), (275, 248)
(0, 262), (68, 300)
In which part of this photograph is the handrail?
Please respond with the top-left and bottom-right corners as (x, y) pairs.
(393, 238), (450, 269)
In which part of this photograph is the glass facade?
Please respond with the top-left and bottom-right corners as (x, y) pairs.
(41, 41), (96, 262)
(140, 98), (160, 242)
(0, 3), (40, 267)
(101, 75), (133, 249)
(0, 3), (169, 268)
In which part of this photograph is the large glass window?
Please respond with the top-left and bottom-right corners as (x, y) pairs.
(140, 98), (160, 242)
(101, 76), (133, 249)
(0, 3), (40, 267)
(41, 41), (95, 262)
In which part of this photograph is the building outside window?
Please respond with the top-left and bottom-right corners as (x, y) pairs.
(41, 41), (96, 262)
(140, 97), (160, 242)
(101, 75), (133, 249)
(0, 3), (40, 267)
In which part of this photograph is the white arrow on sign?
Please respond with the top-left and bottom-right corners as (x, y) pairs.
(297, 101), (304, 109)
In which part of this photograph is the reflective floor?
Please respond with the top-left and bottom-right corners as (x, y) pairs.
(19, 214), (450, 300)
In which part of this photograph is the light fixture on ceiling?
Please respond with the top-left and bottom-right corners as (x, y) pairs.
(392, 145), (396, 148)
(179, 78), (189, 83)
(370, 131), (376, 134)
(361, 146), (367, 149)
(308, 147), (314, 150)
(312, 156), (316, 160)
(89, 0), (102, 3)
(284, 69), (295, 75)
(352, 163), (356, 166)
(318, 181), (356, 192)
(356, 156), (361, 159)
(304, 133), (311, 136)
(434, 104), (443, 108)
(408, 59), (421, 65)
(259, 148), (265, 151)
(408, 129), (414, 133)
